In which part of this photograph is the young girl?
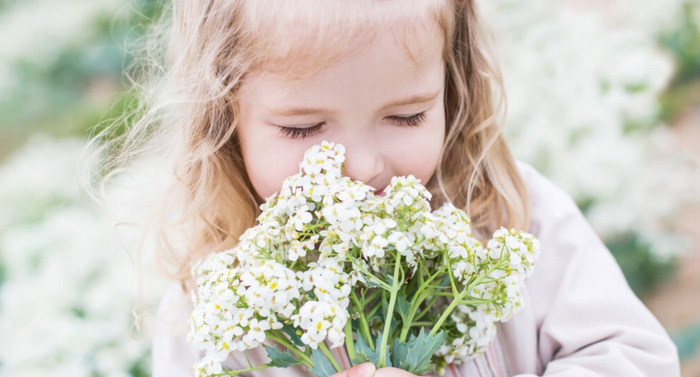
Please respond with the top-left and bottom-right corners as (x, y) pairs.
(104, 0), (680, 376)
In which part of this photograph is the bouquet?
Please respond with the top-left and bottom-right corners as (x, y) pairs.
(188, 142), (539, 376)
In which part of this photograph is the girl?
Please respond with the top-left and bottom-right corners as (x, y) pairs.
(100, 0), (680, 376)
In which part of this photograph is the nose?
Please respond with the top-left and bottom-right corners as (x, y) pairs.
(340, 138), (385, 189)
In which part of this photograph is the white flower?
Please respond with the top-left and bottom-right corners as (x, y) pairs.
(189, 257), (302, 358)
(193, 355), (223, 377)
(299, 257), (352, 308)
(383, 176), (431, 219)
(287, 235), (317, 262)
(292, 300), (348, 349)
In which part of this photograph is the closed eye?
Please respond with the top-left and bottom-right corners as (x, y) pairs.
(386, 112), (427, 127)
(278, 123), (325, 139)
(277, 112), (426, 139)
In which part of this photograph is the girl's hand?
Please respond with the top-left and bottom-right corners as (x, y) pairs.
(329, 362), (376, 377)
(374, 367), (430, 377)
(330, 363), (430, 377)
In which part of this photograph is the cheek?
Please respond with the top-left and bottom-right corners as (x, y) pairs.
(237, 105), (310, 198)
(401, 121), (445, 184)
(243, 147), (305, 199)
(404, 145), (442, 184)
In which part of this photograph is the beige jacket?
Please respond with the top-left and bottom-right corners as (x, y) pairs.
(152, 163), (680, 376)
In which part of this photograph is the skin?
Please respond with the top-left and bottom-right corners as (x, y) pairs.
(236, 20), (446, 377)
(330, 362), (431, 377)
(236, 25), (446, 200)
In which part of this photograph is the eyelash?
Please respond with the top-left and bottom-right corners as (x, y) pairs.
(388, 112), (427, 127)
(278, 112), (427, 139)
(278, 123), (325, 139)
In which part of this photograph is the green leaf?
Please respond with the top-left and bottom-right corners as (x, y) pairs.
(352, 332), (374, 365)
(396, 289), (411, 323)
(366, 278), (387, 290)
(264, 345), (301, 368)
(281, 323), (305, 347)
(309, 348), (337, 377)
(353, 332), (392, 368)
(390, 328), (446, 375)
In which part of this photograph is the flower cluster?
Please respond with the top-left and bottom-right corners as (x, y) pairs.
(188, 142), (540, 376)
(435, 228), (538, 364)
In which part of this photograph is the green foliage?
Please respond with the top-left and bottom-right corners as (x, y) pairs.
(352, 332), (391, 368)
(390, 329), (446, 375)
(264, 345), (300, 368)
(672, 321), (700, 359)
(86, 90), (141, 141)
(659, 80), (700, 122)
(660, 3), (700, 88)
(606, 233), (676, 297)
(659, 2), (700, 120)
(580, 201), (677, 298)
(309, 348), (337, 377)
(0, 0), (165, 160)
(576, 197), (596, 215)
(127, 352), (151, 377)
(395, 289), (411, 324)
(280, 324), (305, 348)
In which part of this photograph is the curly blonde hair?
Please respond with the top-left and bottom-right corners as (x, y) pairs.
(90, 0), (529, 284)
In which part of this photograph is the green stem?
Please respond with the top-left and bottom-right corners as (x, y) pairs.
(349, 258), (392, 291)
(344, 317), (356, 361)
(365, 289), (382, 304)
(210, 364), (270, 376)
(429, 285), (470, 336)
(410, 264), (447, 310)
(445, 253), (460, 296)
(414, 294), (440, 321)
(363, 290), (383, 320)
(429, 260), (509, 335)
(350, 292), (374, 350)
(367, 300), (382, 319)
(243, 350), (253, 368)
(409, 321), (436, 327)
(267, 332), (314, 367)
(379, 251), (402, 367)
(399, 264), (448, 341)
(319, 342), (342, 373)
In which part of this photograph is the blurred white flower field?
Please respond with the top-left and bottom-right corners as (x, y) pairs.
(0, 136), (166, 377)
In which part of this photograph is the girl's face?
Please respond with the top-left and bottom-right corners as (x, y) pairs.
(236, 25), (446, 199)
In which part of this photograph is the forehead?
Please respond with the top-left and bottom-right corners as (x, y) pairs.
(240, 28), (446, 112)
(238, 0), (452, 77)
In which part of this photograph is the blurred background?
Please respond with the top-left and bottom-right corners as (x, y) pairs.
(0, 0), (698, 376)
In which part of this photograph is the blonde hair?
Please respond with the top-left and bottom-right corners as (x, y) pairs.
(90, 0), (529, 285)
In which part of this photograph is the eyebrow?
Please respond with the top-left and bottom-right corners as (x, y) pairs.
(269, 90), (441, 117)
(383, 90), (441, 109)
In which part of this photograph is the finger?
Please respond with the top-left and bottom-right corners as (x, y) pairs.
(348, 362), (377, 377)
(329, 362), (377, 377)
(373, 367), (428, 377)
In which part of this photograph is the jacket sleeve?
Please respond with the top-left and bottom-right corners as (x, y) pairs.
(515, 162), (680, 376)
(152, 282), (201, 377)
